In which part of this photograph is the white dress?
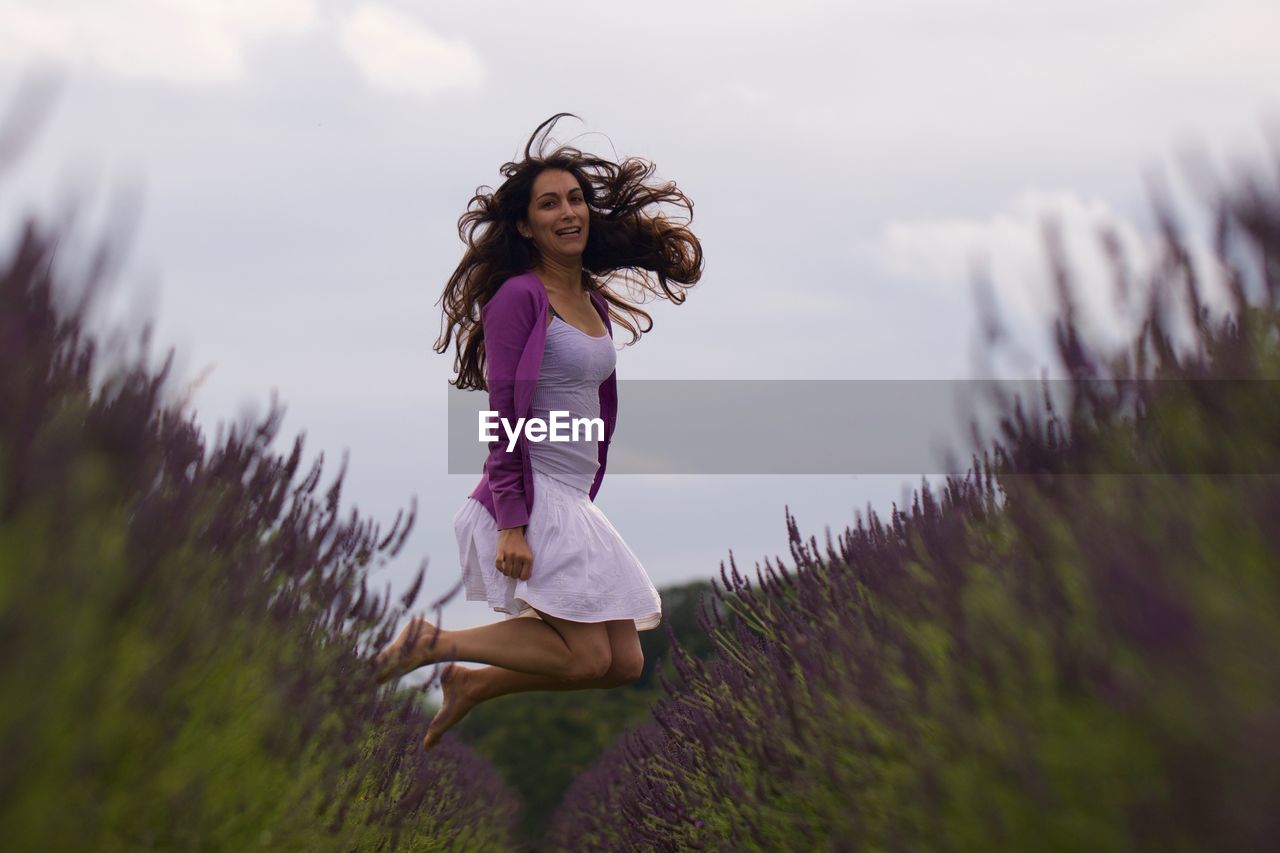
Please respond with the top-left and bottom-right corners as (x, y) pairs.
(453, 309), (662, 631)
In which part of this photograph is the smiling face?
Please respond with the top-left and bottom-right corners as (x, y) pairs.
(517, 168), (589, 263)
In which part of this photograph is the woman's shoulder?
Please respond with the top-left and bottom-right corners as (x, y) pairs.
(495, 270), (543, 299)
(484, 270), (545, 316)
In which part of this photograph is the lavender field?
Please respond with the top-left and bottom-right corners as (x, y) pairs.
(4, 151), (1279, 850)
(543, 173), (1280, 850)
(0, 207), (520, 846)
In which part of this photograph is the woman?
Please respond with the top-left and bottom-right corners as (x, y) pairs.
(373, 113), (703, 750)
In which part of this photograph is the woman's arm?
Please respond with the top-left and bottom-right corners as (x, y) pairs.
(480, 280), (538, 531)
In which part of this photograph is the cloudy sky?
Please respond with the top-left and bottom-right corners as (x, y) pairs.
(2, 1), (1277, 676)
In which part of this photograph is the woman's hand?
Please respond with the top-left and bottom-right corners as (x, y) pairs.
(495, 526), (533, 580)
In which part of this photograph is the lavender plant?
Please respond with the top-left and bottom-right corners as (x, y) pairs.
(545, 168), (1280, 851)
(0, 210), (521, 848)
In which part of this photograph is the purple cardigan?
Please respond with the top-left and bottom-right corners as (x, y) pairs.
(468, 270), (618, 529)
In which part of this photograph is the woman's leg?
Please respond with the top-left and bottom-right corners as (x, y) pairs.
(420, 615), (644, 750)
(470, 614), (644, 698)
(373, 606), (612, 684)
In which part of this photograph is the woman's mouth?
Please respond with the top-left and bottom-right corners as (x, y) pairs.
(555, 227), (582, 239)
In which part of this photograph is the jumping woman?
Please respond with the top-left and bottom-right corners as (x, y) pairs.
(372, 113), (703, 750)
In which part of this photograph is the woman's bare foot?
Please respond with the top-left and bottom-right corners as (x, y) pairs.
(373, 617), (448, 684)
(422, 663), (480, 752)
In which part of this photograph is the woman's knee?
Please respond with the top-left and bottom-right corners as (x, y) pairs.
(603, 621), (644, 684)
(607, 649), (644, 684)
(568, 646), (612, 681)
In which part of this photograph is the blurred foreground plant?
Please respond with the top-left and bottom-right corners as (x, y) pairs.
(545, 164), (1280, 851)
(0, 205), (519, 848)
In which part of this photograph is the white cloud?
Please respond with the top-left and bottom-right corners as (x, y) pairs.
(858, 189), (1236, 360)
(1127, 0), (1280, 88)
(860, 188), (1239, 366)
(0, 0), (320, 84)
(335, 4), (483, 99)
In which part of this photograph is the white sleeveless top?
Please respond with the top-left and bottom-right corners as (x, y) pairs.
(526, 306), (616, 493)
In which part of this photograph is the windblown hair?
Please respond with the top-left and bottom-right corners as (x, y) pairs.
(435, 113), (704, 391)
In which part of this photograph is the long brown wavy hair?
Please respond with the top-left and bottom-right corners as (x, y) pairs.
(435, 113), (704, 391)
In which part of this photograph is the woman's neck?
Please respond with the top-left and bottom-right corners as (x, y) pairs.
(534, 257), (585, 296)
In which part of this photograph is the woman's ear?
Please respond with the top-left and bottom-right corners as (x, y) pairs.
(516, 220), (530, 239)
